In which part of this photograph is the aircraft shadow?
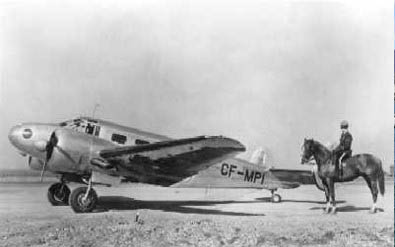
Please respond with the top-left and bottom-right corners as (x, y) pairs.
(254, 197), (346, 205)
(95, 196), (266, 216)
(310, 205), (384, 213)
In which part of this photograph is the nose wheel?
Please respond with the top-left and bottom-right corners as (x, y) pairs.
(47, 182), (70, 206)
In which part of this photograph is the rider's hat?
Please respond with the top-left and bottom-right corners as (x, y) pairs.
(340, 120), (349, 129)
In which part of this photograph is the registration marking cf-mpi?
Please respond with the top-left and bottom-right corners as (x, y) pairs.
(220, 163), (265, 184)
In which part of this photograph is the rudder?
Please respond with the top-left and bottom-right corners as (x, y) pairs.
(250, 147), (266, 168)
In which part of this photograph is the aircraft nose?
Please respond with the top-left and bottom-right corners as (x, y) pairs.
(8, 125), (21, 145)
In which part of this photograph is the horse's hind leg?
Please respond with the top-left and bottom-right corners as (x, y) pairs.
(363, 176), (378, 213)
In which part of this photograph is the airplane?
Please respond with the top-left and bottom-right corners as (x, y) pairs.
(8, 116), (322, 213)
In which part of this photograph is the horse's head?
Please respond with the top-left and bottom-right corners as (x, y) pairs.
(301, 138), (315, 164)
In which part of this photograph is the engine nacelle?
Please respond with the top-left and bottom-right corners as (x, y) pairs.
(90, 158), (114, 169)
(46, 129), (117, 174)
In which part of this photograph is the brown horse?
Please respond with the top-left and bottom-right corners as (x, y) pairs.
(301, 138), (385, 214)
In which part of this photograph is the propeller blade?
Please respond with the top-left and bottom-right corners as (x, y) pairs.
(40, 160), (47, 182)
(40, 131), (58, 182)
(45, 132), (58, 161)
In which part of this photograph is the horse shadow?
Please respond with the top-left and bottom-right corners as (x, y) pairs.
(255, 197), (346, 205)
(310, 205), (384, 212)
(94, 196), (266, 216)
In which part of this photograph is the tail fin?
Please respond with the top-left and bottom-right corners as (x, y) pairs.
(378, 162), (385, 196)
(250, 147), (267, 168)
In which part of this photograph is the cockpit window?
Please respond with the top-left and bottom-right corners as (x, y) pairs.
(60, 119), (82, 129)
(86, 118), (98, 123)
(59, 118), (100, 136)
(85, 123), (95, 135)
(22, 129), (33, 139)
(73, 119), (82, 127)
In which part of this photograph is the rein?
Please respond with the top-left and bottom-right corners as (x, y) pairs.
(310, 140), (332, 165)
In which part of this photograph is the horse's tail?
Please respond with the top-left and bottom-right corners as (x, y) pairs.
(378, 160), (385, 196)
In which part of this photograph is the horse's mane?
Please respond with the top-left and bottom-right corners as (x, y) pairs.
(309, 139), (331, 154)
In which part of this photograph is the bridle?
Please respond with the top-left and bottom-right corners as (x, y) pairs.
(301, 140), (315, 164)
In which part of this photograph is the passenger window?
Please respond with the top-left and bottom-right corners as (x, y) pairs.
(135, 139), (150, 145)
(111, 133), (127, 144)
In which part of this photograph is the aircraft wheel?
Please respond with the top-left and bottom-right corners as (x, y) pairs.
(69, 187), (98, 213)
(47, 183), (70, 206)
(271, 194), (282, 203)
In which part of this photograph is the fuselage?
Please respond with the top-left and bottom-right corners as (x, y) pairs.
(8, 117), (268, 186)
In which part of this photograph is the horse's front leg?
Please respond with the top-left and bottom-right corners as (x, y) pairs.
(328, 178), (337, 214)
(322, 178), (331, 214)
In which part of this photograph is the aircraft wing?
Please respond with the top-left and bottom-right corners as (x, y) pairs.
(95, 136), (246, 186)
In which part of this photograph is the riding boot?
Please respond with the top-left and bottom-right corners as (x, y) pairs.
(339, 157), (343, 178)
(340, 163), (343, 178)
(332, 154), (339, 177)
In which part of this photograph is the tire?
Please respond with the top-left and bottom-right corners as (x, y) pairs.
(69, 187), (98, 213)
(271, 194), (282, 203)
(47, 183), (70, 206)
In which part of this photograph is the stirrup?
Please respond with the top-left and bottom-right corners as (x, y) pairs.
(338, 153), (346, 165)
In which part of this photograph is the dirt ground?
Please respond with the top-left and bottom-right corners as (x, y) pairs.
(0, 180), (393, 247)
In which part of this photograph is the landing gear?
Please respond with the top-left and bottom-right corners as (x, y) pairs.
(271, 194), (282, 203)
(270, 189), (282, 203)
(69, 187), (98, 213)
(47, 183), (70, 206)
(69, 176), (98, 213)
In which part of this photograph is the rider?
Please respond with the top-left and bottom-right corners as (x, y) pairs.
(332, 120), (353, 175)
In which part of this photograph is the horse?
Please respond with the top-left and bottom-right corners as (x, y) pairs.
(300, 138), (385, 214)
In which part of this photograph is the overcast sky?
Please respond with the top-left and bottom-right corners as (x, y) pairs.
(0, 0), (393, 170)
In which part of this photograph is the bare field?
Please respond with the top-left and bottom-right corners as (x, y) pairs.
(0, 180), (393, 247)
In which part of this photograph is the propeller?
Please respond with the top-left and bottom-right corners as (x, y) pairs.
(39, 130), (80, 181)
(40, 132), (58, 182)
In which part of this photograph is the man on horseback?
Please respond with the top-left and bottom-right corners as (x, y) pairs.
(301, 137), (385, 214)
(332, 120), (353, 176)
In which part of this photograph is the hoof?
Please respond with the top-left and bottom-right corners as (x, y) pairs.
(323, 208), (331, 214)
(330, 209), (337, 215)
(369, 208), (377, 214)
